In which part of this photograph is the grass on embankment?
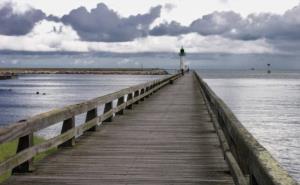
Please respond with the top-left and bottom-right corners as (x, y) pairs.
(0, 136), (57, 183)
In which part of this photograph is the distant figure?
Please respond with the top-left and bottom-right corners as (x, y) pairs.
(267, 64), (271, 74)
(36, 91), (40, 95)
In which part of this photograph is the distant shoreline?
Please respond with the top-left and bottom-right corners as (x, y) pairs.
(0, 74), (17, 80)
(0, 68), (169, 75)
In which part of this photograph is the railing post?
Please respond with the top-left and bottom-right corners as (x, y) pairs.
(59, 116), (75, 148)
(104, 101), (113, 122)
(86, 108), (98, 131)
(116, 96), (125, 115)
(145, 87), (150, 98)
(151, 84), (155, 94)
(140, 89), (145, 101)
(126, 93), (133, 109)
(134, 90), (140, 104)
(12, 133), (34, 173)
(153, 83), (157, 93)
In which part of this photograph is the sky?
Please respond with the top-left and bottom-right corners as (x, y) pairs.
(0, 0), (300, 54)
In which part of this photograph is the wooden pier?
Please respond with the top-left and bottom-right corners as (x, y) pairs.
(0, 72), (298, 185)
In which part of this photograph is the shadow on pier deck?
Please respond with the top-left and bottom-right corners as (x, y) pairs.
(0, 72), (298, 185)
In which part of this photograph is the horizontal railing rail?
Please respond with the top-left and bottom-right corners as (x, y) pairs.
(194, 71), (298, 185)
(0, 73), (181, 177)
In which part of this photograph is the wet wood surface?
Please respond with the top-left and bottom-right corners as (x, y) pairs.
(3, 73), (234, 185)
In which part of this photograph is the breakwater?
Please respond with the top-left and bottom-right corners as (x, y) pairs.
(0, 68), (168, 75)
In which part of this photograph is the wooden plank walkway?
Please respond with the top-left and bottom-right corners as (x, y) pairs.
(4, 73), (234, 185)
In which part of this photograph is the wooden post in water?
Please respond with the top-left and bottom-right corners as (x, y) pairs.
(126, 93), (133, 109)
(104, 101), (113, 122)
(59, 117), (75, 148)
(116, 96), (125, 115)
(86, 108), (98, 131)
(12, 133), (34, 173)
(134, 90), (140, 104)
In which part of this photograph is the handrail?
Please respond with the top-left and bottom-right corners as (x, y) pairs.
(193, 71), (299, 185)
(0, 73), (181, 176)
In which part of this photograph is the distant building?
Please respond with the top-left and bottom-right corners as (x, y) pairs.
(179, 47), (187, 71)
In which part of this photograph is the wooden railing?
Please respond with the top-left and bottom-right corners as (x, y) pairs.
(0, 73), (181, 176)
(194, 71), (299, 185)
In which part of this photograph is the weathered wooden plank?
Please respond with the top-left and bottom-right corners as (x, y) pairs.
(126, 93), (133, 109)
(12, 133), (34, 173)
(103, 102), (113, 122)
(116, 96), (125, 115)
(85, 108), (98, 132)
(59, 117), (75, 148)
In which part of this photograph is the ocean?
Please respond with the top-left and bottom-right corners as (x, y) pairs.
(199, 69), (300, 182)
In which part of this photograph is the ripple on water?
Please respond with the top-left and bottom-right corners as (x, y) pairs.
(200, 70), (300, 182)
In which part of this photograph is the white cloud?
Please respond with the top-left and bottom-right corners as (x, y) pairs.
(0, 20), (88, 52)
(9, 0), (300, 25)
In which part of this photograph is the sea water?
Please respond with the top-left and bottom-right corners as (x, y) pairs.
(199, 69), (300, 182)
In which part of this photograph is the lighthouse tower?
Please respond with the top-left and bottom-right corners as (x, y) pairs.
(179, 47), (186, 71)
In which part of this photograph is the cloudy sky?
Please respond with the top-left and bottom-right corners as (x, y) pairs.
(0, 0), (300, 54)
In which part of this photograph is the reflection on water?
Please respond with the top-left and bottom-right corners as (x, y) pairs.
(0, 74), (163, 137)
(198, 70), (300, 182)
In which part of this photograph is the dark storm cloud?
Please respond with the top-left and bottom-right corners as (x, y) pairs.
(61, 3), (162, 42)
(190, 11), (243, 35)
(149, 21), (189, 36)
(1, 1), (300, 47)
(236, 6), (300, 41)
(150, 4), (300, 43)
(0, 2), (46, 35)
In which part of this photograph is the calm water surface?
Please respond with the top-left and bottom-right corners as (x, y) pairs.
(0, 74), (163, 137)
(199, 70), (300, 182)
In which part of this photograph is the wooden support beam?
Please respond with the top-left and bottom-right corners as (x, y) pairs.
(116, 96), (125, 115)
(134, 90), (140, 104)
(145, 87), (150, 98)
(85, 108), (98, 131)
(12, 133), (34, 173)
(103, 101), (113, 122)
(140, 89), (145, 101)
(59, 117), (75, 148)
(126, 93), (133, 109)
